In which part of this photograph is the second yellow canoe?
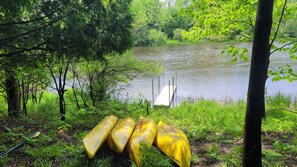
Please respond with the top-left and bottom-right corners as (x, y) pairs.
(127, 117), (157, 167)
(154, 121), (191, 167)
(82, 115), (118, 158)
(107, 117), (135, 153)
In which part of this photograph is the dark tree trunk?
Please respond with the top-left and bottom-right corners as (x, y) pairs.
(31, 85), (38, 104)
(59, 91), (66, 121)
(72, 81), (81, 109)
(5, 72), (21, 118)
(243, 0), (274, 166)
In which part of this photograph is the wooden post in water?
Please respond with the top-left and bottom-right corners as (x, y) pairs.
(170, 77), (175, 107)
(152, 79), (154, 108)
(175, 72), (178, 106)
(169, 80), (171, 107)
(158, 76), (160, 95)
(163, 72), (165, 87)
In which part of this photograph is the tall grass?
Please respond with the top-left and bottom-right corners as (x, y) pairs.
(266, 92), (292, 108)
(264, 93), (297, 132)
(146, 100), (246, 139)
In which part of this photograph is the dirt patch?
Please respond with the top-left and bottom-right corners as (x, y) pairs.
(190, 132), (296, 167)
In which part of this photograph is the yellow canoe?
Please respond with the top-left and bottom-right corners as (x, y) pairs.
(107, 117), (135, 153)
(127, 117), (157, 167)
(82, 115), (118, 158)
(154, 121), (191, 167)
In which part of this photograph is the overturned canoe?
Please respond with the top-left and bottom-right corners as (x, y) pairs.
(83, 115), (118, 158)
(127, 117), (157, 167)
(154, 121), (191, 167)
(107, 117), (135, 153)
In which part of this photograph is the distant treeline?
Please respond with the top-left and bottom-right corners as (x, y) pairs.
(131, 0), (297, 46)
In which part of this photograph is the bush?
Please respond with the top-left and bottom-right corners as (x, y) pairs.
(133, 29), (168, 46)
(148, 29), (168, 45)
(173, 28), (185, 41)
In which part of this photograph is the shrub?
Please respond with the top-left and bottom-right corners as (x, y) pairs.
(173, 28), (185, 41)
(148, 29), (168, 45)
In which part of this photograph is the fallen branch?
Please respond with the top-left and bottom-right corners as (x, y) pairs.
(281, 108), (297, 115)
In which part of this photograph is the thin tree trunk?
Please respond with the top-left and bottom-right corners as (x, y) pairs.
(243, 1), (274, 166)
(21, 78), (29, 116)
(88, 72), (96, 107)
(72, 63), (88, 108)
(72, 79), (81, 109)
(47, 61), (69, 121)
(31, 84), (38, 104)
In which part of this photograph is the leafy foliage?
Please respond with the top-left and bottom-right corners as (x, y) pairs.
(183, 0), (257, 41)
(269, 65), (297, 82)
(0, 0), (134, 118)
(131, 0), (192, 46)
(71, 52), (162, 106)
(222, 45), (249, 63)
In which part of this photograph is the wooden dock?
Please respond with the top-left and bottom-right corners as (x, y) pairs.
(153, 86), (176, 107)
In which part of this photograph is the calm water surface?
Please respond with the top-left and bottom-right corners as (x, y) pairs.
(122, 43), (297, 102)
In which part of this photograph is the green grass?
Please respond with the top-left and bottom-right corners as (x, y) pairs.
(0, 92), (296, 166)
(165, 40), (198, 45)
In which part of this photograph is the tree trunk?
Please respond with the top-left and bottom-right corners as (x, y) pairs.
(59, 92), (66, 121)
(243, 0), (274, 166)
(21, 78), (30, 116)
(72, 82), (81, 109)
(88, 73), (96, 107)
(5, 72), (21, 118)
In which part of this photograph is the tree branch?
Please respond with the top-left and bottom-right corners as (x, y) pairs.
(248, 16), (255, 32)
(268, 65), (280, 72)
(0, 41), (78, 57)
(0, 7), (58, 26)
(0, 0), (70, 26)
(270, 0), (287, 48)
(46, 62), (59, 92)
(62, 61), (70, 91)
(270, 40), (297, 55)
(0, 41), (47, 57)
(281, 108), (297, 114)
(0, 13), (70, 43)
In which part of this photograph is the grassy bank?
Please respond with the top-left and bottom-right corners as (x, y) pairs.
(0, 92), (296, 166)
(165, 39), (240, 46)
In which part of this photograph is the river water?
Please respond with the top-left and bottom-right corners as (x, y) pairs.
(121, 43), (297, 102)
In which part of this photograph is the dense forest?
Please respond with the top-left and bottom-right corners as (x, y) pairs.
(1, 0), (297, 166)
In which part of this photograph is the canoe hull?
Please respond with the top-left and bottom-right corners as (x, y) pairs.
(107, 117), (135, 153)
(127, 117), (157, 167)
(83, 115), (118, 158)
(154, 121), (191, 167)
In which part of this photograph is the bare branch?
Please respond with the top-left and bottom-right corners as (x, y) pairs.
(248, 16), (255, 32)
(268, 65), (280, 72)
(270, 0), (287, 48)
(281, 108), (297, 114)
(46, 62), (59, 92)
